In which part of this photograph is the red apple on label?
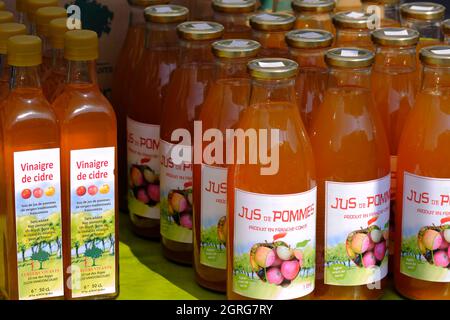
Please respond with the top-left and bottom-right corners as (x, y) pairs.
(88, 185), (98, 196)
(33, 188), (43, 199)
(76, 186), (86, 196)
(21, 189), (32, 199)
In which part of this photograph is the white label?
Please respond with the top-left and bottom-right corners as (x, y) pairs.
(192, 23), (213, 30)
(300, 32), (323, 39)
(384, 30), (409, 36)
(127, 117), (160, 219)
(228, 40), (251, 47)
(222, 0), (245, 3)
(70, 147), (116, 298)
(410, 5), (434, 11)
(340, 50), (359, 57)
(431, 49), (450, 55)
(258, 61), (285, 68)
(232, 188), (317, 300)
(14, 148), (64, 300)
(324, 175), (390, 286)
(258, 13), (282, 21)
(347, 11), (365, 18)
(200, 165), (227, 269)
(160, 140), (193, 244)
(154, 6), (173, 13)
(400, 173), (450, 282)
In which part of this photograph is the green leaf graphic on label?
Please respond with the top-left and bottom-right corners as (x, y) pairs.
(296, 239), (310, 248)
(85, 246), (103, 267)
(384, 222), (389, 229)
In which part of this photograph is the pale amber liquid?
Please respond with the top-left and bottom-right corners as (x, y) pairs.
(42, 68), (65, 103)
(309, 84), (389, 299)
(294, 13), (335, 35)
(193, 77), (251, 292)
(1, 87), (60, 300)
(53, 83), (119, 300)
(335, 29), (375, 51)
(253, 30), (290, 58)
(226, 100), (316, 300)
(335, 0), (362, 12)
(395, 88), (450, 300)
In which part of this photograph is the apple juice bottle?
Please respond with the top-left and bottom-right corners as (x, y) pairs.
(42, 18), (70, 103)
(333, 11), (376, 51)
(286, 29), (333, 129)
(0, 11), (14, 24)
(0, 23), (27, 101)
(212, 0), (256, 40)
(371, 27), (419, 268)
(291, 0), (336, 35)
(395, 46), (450, 300)
(193, 39), (261, 292)
(227, 58), (317, 300)
(0, 35), (64, 300)
(361, 0), (401, 28)
(26, 0), (59, 35)
(309, 48), (390, 300)
(160, 21), (224, 265)
(53, 30), (118, 300)
(335, 0), (362, 13)
(127, 4), (188, 239)
(444, 19), (450, 44)
(112, 0), (169, 214)
(249, 12), (295, 58)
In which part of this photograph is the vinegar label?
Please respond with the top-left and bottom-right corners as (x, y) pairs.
(232, 188), (316, 300)
(69, 147), (116, 298)
(127, 117), (160, 219)
(160, 140), (193, 244)
(14, 148), (64, 300)
(324, 175), (390, 286)
(200, 165), (227, 269)
(400, 173), (450, 282)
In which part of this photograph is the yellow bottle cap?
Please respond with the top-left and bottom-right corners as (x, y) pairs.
(64, 29), (98, 61)
(0, 1), (6, 10)
(0, 11), (14, 24)
(0, 23), (27, 54)
(7, 35), (42, 67)
(333, 11), (373, 30)
(250, 13), (296, 32)
(292, 0), (335, 13)
(325, 47), (375, 68)
(49, 18), (70, 49)
(17, 0), (27, 12)
(27, 0), (59, 22)
(128, 0), (169, 7)
(400, 2), (445, 22)
(248, 58), (298, 80)
(36, 6), (67, 37)
(286, 29), (334, 49)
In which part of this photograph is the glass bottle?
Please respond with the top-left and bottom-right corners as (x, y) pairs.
(16, 0), (28, 25)
(309, 48), (390, 300)
(361, 0), (401, 27)
(160, 21), (224, 265)
(212, 0), (256, 39)
(26, 0), (59, 35)
(444, 19), (450, 44)
(286, 28), (333, 129)
(127, 4), (188, 239)
(250, 12), (295, 58)
(227, 58), (317, 300)
(395, 46), (450, 300)
(335, 0), (362, 13)
(333, 11), (377, 51)
(292, 0), (336, 34)
(53, 30), (119, 300)
(193, 39), (260, 292)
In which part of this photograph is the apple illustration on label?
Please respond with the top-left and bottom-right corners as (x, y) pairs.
(417, 217), (450, 268)
(21, 189), (32, 199)
(99, 184), (110, 194)
(45, 186), (56, 197)
(88, 185), (98, 196)
(76, 186), (86, 196)
(33, 188), (43, 199)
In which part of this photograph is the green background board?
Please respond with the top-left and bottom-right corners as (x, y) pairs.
(117, 215), (403, 300)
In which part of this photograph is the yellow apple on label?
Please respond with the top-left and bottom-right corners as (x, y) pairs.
(45, 186), (56, 197)
(99, 184), (110, 194)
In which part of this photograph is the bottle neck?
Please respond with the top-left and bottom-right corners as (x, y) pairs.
(249, 78), (297, 106)
(10, 65), (42, 90)
(51, 48), (65, 69)
(145, 22), (179, 49)
(374, 45), (416, 71)
(404, 18), (443, 40)
(327, 67), (372, 90)
(67, 60), (98, 86)
(129, 5), (146, 27)
(180, 40), (216, 65)
(421, 65), (450, 92)
(214, 57), (249, 80)
(0, 54), (7, 80)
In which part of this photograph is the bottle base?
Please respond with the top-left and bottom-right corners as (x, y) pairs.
(195, 273), (226, 293)
(129, 214), (160, 240)
(161, 237), (193, 265)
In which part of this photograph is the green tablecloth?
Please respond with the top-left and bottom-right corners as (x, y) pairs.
(117, 214), (403, 300)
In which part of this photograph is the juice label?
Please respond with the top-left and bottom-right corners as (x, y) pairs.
(160, 140), (193, 244)
(14, 148), (64, 300)
(70, 147), (116, 298)
(400, 172), (450, 282)
(200, 164), (227, 269)
(127, 117), (160, 219)
(232, 188), (316, 300)
(324, 175), (390, 286)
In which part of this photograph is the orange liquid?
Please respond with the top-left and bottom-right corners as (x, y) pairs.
(335, 29), (375, 51)
(0, 62), (9, 102)
(53, 78), (119, 300)
(395, 82), (450, 300)
(193, 67), (251, 292)
(253, 30), (290, 58)
(214, 12), (253, 40)
(226, 96), (316, 300)
(160, 41), (216, 265)
(1, 84), (60, 300)
(334, 0), (362, 12)
(289, 48), (329, 129)
(309, 69), (389, 299)
(294, 13), (335, 35)
(42, 67), (65, 103)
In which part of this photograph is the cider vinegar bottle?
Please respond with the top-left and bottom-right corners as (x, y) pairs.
(227, 58), (317, 300)
(333, 11), (376, 51)
(291, 0), (336, 35)
(0, 35), (64, 300)
(286, 29), (333, 129)
(0, 23), (27, 101)
(193, 39), (261, 292)
(127, 4), (188, 239)
(54, 30), (118, 300)
(0, 11), (14, 24)
(395, 46), (450, 300)
(112, 0), (169, 214)
(26, 0), (59, 35)
(371, 27), (419, 268)
(160, 22), (224, 265)
(212, 0), (256, 40)
(309, 48), (390, 300)
(361, 0), (401, 28)
(250, 12), (295, 58)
